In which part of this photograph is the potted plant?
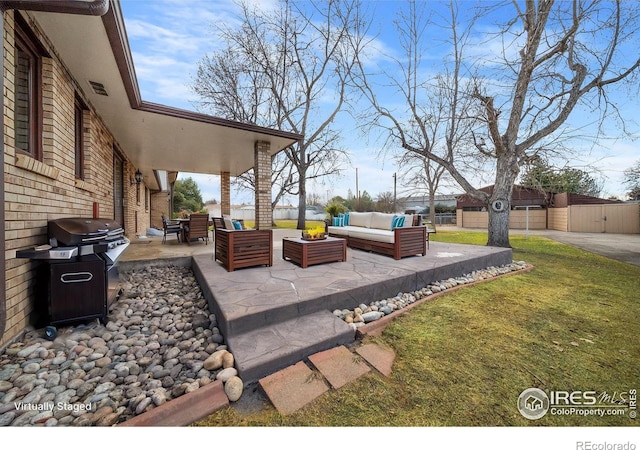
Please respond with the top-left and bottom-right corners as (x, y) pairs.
(302, 225), (327, 240)
(325, 201), (347, 227)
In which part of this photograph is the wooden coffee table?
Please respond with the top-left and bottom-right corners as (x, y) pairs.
(282, 236), (347, 268)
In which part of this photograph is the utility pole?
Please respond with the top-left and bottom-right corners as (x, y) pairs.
(355, 167), (359, 211)
(392, 172), (397, 212)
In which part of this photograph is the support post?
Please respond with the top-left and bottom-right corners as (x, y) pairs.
(220, 171), (230, 217)
(254, 141), (272, 230)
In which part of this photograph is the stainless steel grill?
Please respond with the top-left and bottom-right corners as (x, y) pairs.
(17, 218), (130, 339)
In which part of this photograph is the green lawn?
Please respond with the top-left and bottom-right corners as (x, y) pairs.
(194, 231), (640, 426)
(242, 219), (325, 229)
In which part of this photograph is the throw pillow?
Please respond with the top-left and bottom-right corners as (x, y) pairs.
(343, 212), (350, 226)
(223, 215), (234, 230)
(392, 215), (405, 229)
(232, 221), (243, 230)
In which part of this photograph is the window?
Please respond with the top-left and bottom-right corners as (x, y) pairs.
(74, 96), (86, 179)
(13, 14), (44, 160)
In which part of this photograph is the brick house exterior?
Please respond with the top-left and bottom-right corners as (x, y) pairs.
(1, 9), (156, 346)
(0, 1), (302, 347)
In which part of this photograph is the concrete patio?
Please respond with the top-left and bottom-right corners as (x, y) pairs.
(120, 229), (512, 384)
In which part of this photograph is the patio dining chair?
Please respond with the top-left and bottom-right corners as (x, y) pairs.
(162, 214), (181, 244)
(183, 213), (210, 245)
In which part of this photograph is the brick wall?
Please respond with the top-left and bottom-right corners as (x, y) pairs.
(254, 140), (272, 230)
(2, 11), (150, 346)
(151, 191), (170, 230)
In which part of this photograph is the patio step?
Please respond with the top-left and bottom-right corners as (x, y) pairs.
(225, 310), (355, 384)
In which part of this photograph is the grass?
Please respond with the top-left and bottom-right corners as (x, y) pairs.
(193, 231), (640, 427)
(242, 219), (325, 230)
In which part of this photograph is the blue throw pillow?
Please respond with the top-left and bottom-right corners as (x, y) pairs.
(343, 212), (350, 226)
(332, 216), (344, 227)
(232, 221), (243, 230)
(392, 215), (405, 229)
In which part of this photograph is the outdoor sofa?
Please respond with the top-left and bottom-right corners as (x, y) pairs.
(327, 211), (427, 260)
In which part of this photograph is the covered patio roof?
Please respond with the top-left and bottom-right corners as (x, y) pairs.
(26, 0), (302, 191)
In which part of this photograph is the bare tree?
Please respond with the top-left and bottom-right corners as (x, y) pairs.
(351, 0), (640, 247)
(192, 0), (364, 229)
(624, 159), (640, 200)
(350, 0), (480, 229)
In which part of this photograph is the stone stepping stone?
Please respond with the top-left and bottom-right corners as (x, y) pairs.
(259, 361), (329, 415)
(308, 345), (370, 389)
(355, 344), (395, 377)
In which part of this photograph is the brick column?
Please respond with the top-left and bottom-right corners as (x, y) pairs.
(254, 141), (272, 230)
(220, 171), (231, 217)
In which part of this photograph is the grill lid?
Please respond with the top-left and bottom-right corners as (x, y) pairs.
(48, 218), (124, 246)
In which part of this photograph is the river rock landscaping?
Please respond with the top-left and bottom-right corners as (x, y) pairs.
(334, 261), (529, 328)
(0, 265), (242, 427)
(0, 260), (529, 426)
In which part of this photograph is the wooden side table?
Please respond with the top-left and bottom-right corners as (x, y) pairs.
(282, 236), (347, 268)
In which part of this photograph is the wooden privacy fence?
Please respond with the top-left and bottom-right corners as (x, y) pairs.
(561, 203), (640, 233)
(457, 209), (547, 230)
(460, 203), (640, 234)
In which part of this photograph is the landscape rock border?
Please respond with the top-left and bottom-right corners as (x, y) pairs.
(350, 261), (534, 337)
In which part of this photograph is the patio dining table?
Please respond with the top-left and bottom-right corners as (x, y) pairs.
(175, 218), (190, 243)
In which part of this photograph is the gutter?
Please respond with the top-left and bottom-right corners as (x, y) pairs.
(0, 0), (109, 15)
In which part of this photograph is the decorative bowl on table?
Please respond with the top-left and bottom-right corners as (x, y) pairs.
(301, 231), (327, 241)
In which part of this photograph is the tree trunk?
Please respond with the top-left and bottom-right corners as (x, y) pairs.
(297, 170), (306, 230)
(486, 155), (518, 248)
(486, 200), (511, 248)
(428, 191), (436, 225)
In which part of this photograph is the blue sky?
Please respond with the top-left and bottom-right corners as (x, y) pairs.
(120, 0), (639, 205)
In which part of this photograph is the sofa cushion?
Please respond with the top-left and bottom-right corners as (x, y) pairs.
(327, 226), (350, 236)
(348, 212), (372, 228)
(349, 228), (395, 244)
(370, 212), (395, 230)
(402, 214), (415, 227)
(223, 215), (234, 230)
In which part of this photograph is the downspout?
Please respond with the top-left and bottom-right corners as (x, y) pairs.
(0, 0), (110, 341)
(1, 8), (6, 340)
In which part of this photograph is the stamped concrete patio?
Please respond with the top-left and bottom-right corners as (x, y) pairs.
(121, 229), (512, 384)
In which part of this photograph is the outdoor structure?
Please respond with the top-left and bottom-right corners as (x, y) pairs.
(456, 185), (639, 233)
(0, 0), (302, 346)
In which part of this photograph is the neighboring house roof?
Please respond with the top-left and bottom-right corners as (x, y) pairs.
(456, 185), (550, 208)
(11, 0), (303, 191)
(456, 184), (622, 208)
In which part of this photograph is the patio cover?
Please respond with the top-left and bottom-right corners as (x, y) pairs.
(23, 0), (302, 190)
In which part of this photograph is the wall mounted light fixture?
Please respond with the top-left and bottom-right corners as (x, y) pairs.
(131, 169), (143, 186)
